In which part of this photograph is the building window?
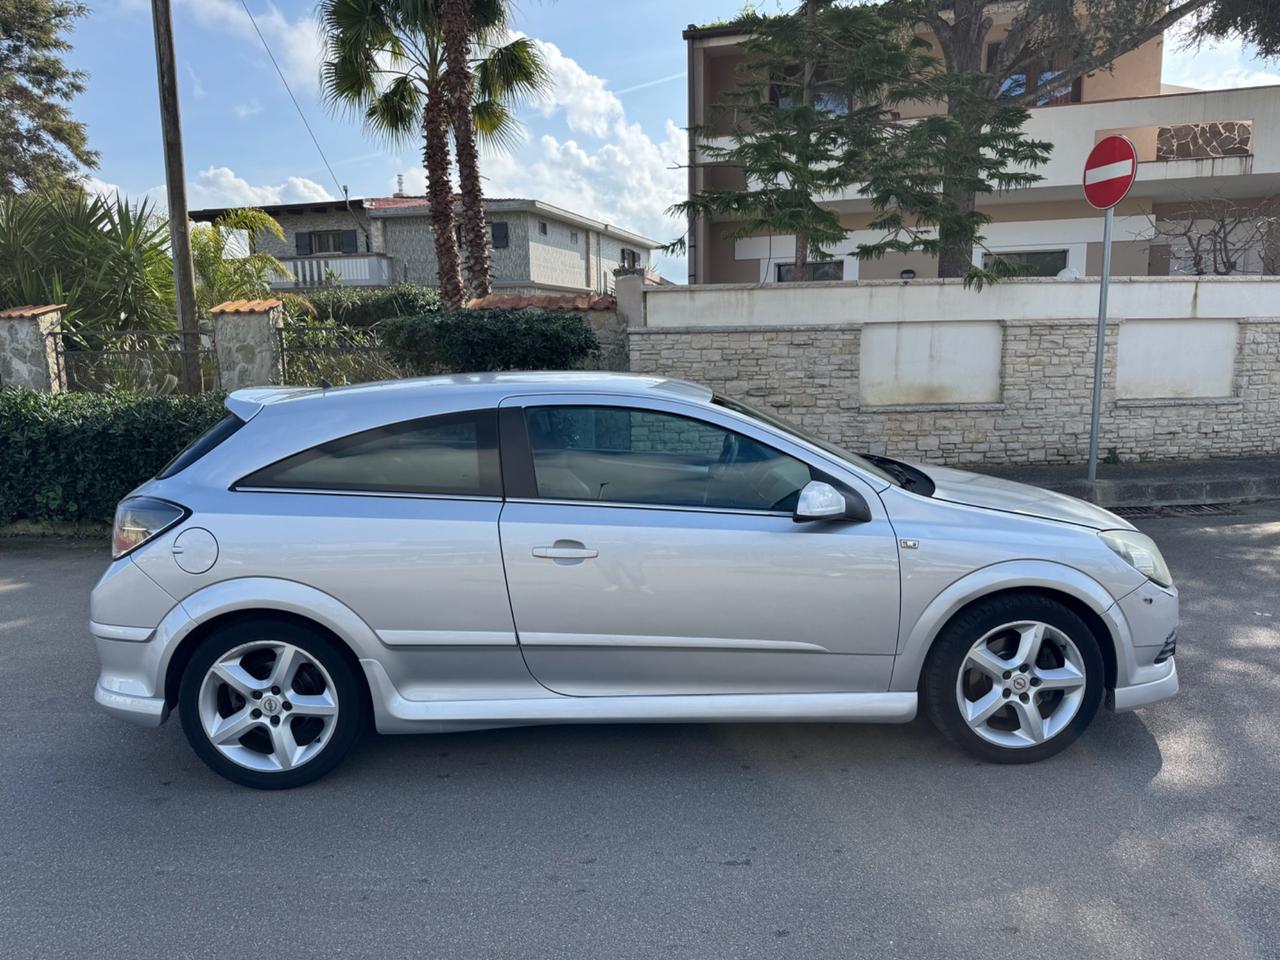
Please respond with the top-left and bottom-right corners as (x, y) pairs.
(620, 248), (640, 270)
(491, 222), (509, 249)
(776, 260), (844, 282)
(982, 250), (1070, 277)
(538, 220), (548, 236)
(769, 65), (850, 116)
(987, 42), (1082, 106)
(296, 229), (358, 256)
(570, 230), (579, 244)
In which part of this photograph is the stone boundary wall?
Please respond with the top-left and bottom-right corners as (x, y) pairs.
(628, 318), (1280, 465)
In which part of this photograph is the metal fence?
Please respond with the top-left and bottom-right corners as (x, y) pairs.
(48, 329), (220, 394)
(278, 320), (402, 387)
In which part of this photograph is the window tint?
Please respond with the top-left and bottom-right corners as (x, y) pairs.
(777, 260), (844, 282)
(158, 415), (244, 479)
(524, 406), (813, 512)
(239, 411), (500, 497)
(982, 249), (1069, 277)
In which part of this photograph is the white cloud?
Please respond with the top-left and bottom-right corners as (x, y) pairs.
(1163, 23), (1280, 90)
(178, 0), (322, 92)
(531, 38), (624, 138)
(235, 98), (264, 119)
(189, 166), (333, 207)
(80, 175), (168, 209)
(185, 64), (206, 98)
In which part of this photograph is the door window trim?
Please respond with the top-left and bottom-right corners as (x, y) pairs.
(500, 399), (819, 517)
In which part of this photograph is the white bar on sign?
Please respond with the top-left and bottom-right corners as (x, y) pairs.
(1084, 158), (1134, 185)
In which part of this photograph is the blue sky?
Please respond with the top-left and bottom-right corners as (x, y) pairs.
(74, 2), (1280, 281)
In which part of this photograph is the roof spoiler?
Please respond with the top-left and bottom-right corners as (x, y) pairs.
(225, 386), (322, 422)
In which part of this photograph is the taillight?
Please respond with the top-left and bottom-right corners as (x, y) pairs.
(112, 497), (188, 558)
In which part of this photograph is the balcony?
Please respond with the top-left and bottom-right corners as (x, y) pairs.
(272, 254), (397, 289)
(698, 84), (1280, 209)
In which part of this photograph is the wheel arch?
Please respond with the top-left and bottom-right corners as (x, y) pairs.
(156, 578), (383, 712)
(890, 562), (1126, 693)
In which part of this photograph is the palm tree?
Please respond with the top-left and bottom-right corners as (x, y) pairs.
(320, 0), (546, 307)
(189, 208), (289, 315)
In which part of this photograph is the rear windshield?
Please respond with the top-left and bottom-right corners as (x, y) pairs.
(158, 415), (245, 479)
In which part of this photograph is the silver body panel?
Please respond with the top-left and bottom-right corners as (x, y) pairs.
(90, 372), (1179, 736)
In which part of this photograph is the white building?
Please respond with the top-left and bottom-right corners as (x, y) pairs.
(684, 19), (1280, 283)
(190, 196), (660, 297)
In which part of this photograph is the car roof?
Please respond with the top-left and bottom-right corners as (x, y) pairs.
(225, 372), (713, 421)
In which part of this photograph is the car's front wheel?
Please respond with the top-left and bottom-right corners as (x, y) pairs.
(178, 619), (363, 789)
(922, 593), (1104, 763)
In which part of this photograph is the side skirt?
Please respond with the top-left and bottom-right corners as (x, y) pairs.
(361, 659), (917, 735)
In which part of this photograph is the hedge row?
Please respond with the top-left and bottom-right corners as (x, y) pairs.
(0, 389), (227, 524)
(292, 282), (441, 327)
(380, 309), (599, 374)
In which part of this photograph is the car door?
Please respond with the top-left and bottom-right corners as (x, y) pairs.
(496, 395), (901, 697)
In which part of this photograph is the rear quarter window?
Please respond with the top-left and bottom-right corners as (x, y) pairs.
(236, 410), (501, 497)
(158, 415), (245, 479)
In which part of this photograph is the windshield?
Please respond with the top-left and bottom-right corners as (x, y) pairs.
(712, 395), (900, 487)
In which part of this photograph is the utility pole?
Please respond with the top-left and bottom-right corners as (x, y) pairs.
(150, 0), (202, 394)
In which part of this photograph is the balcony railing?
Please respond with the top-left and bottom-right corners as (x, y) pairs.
(272, 254), (397, 289)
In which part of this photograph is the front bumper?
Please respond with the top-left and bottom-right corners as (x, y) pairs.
(1109, 658), (1178, 712)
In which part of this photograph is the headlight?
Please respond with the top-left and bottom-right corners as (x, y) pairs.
(112, 497), (187, 558)
(1099, 529), (1173, 588)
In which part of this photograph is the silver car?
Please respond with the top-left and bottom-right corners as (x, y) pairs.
(92, 373), (1179, 788)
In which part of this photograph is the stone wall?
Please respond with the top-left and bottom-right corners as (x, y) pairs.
(210, 299), (284, 390)
(628, 318), (1280, 465)
(0, 306), (65, 392)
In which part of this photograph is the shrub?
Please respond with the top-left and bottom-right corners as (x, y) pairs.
(380, 309), (599, 374)
(301, 282), (441, 327)
(0, 389), (227, 525)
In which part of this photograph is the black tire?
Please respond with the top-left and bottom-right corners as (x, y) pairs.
(921, 592), (1105, 764)
(178, 618), (364, 789)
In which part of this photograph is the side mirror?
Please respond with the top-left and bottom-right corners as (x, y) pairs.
(793, 480), (871, 524)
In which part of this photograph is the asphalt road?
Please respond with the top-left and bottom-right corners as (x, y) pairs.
(2, 503), (1279, 960)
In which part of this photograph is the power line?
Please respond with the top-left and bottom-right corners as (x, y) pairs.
(235, 0), (368, 244)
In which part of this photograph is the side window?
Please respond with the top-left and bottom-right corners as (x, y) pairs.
(524, 406), (814, 512)
(239, 410), (500, 497)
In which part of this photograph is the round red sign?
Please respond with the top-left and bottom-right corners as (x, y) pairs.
(1083, 135), (1138, 210)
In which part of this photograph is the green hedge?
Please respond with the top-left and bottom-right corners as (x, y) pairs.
(0, 389), (227, 525)
(295, 282), (441, 327)
(380, 309), (599, 374)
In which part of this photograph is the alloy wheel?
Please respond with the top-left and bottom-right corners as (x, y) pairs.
(954, 620), (1088, 749)
(197, 640), (339, 773)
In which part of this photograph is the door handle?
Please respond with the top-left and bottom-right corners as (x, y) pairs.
(532, 542), (598, 560)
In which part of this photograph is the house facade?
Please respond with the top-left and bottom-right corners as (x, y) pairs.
(684, 18), (1280, 284)
(190, 196), (658, 296)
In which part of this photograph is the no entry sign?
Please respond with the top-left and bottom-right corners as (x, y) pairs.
(1083, 135), (1138, 210)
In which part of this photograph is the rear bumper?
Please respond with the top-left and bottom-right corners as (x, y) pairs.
(1109, 658), (1178, 712)
(94, 681), (169, 727)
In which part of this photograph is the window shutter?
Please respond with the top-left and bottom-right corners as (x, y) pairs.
(339, 230), (358, 254)
(295, 232), (313, 256)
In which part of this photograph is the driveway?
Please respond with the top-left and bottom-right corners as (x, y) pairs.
(2, 503), (1278, 960)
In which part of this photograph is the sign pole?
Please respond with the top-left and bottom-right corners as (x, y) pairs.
(1086, 205), (1114, 483)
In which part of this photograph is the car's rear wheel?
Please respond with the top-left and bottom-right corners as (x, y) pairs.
(178, 619), (363, 789)
(922, 593), (1104, 763)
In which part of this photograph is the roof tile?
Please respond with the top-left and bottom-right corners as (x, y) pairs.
(0, 304), (66, 319)
(210, 298), (284, 315)
(466, 293), (617, 312)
